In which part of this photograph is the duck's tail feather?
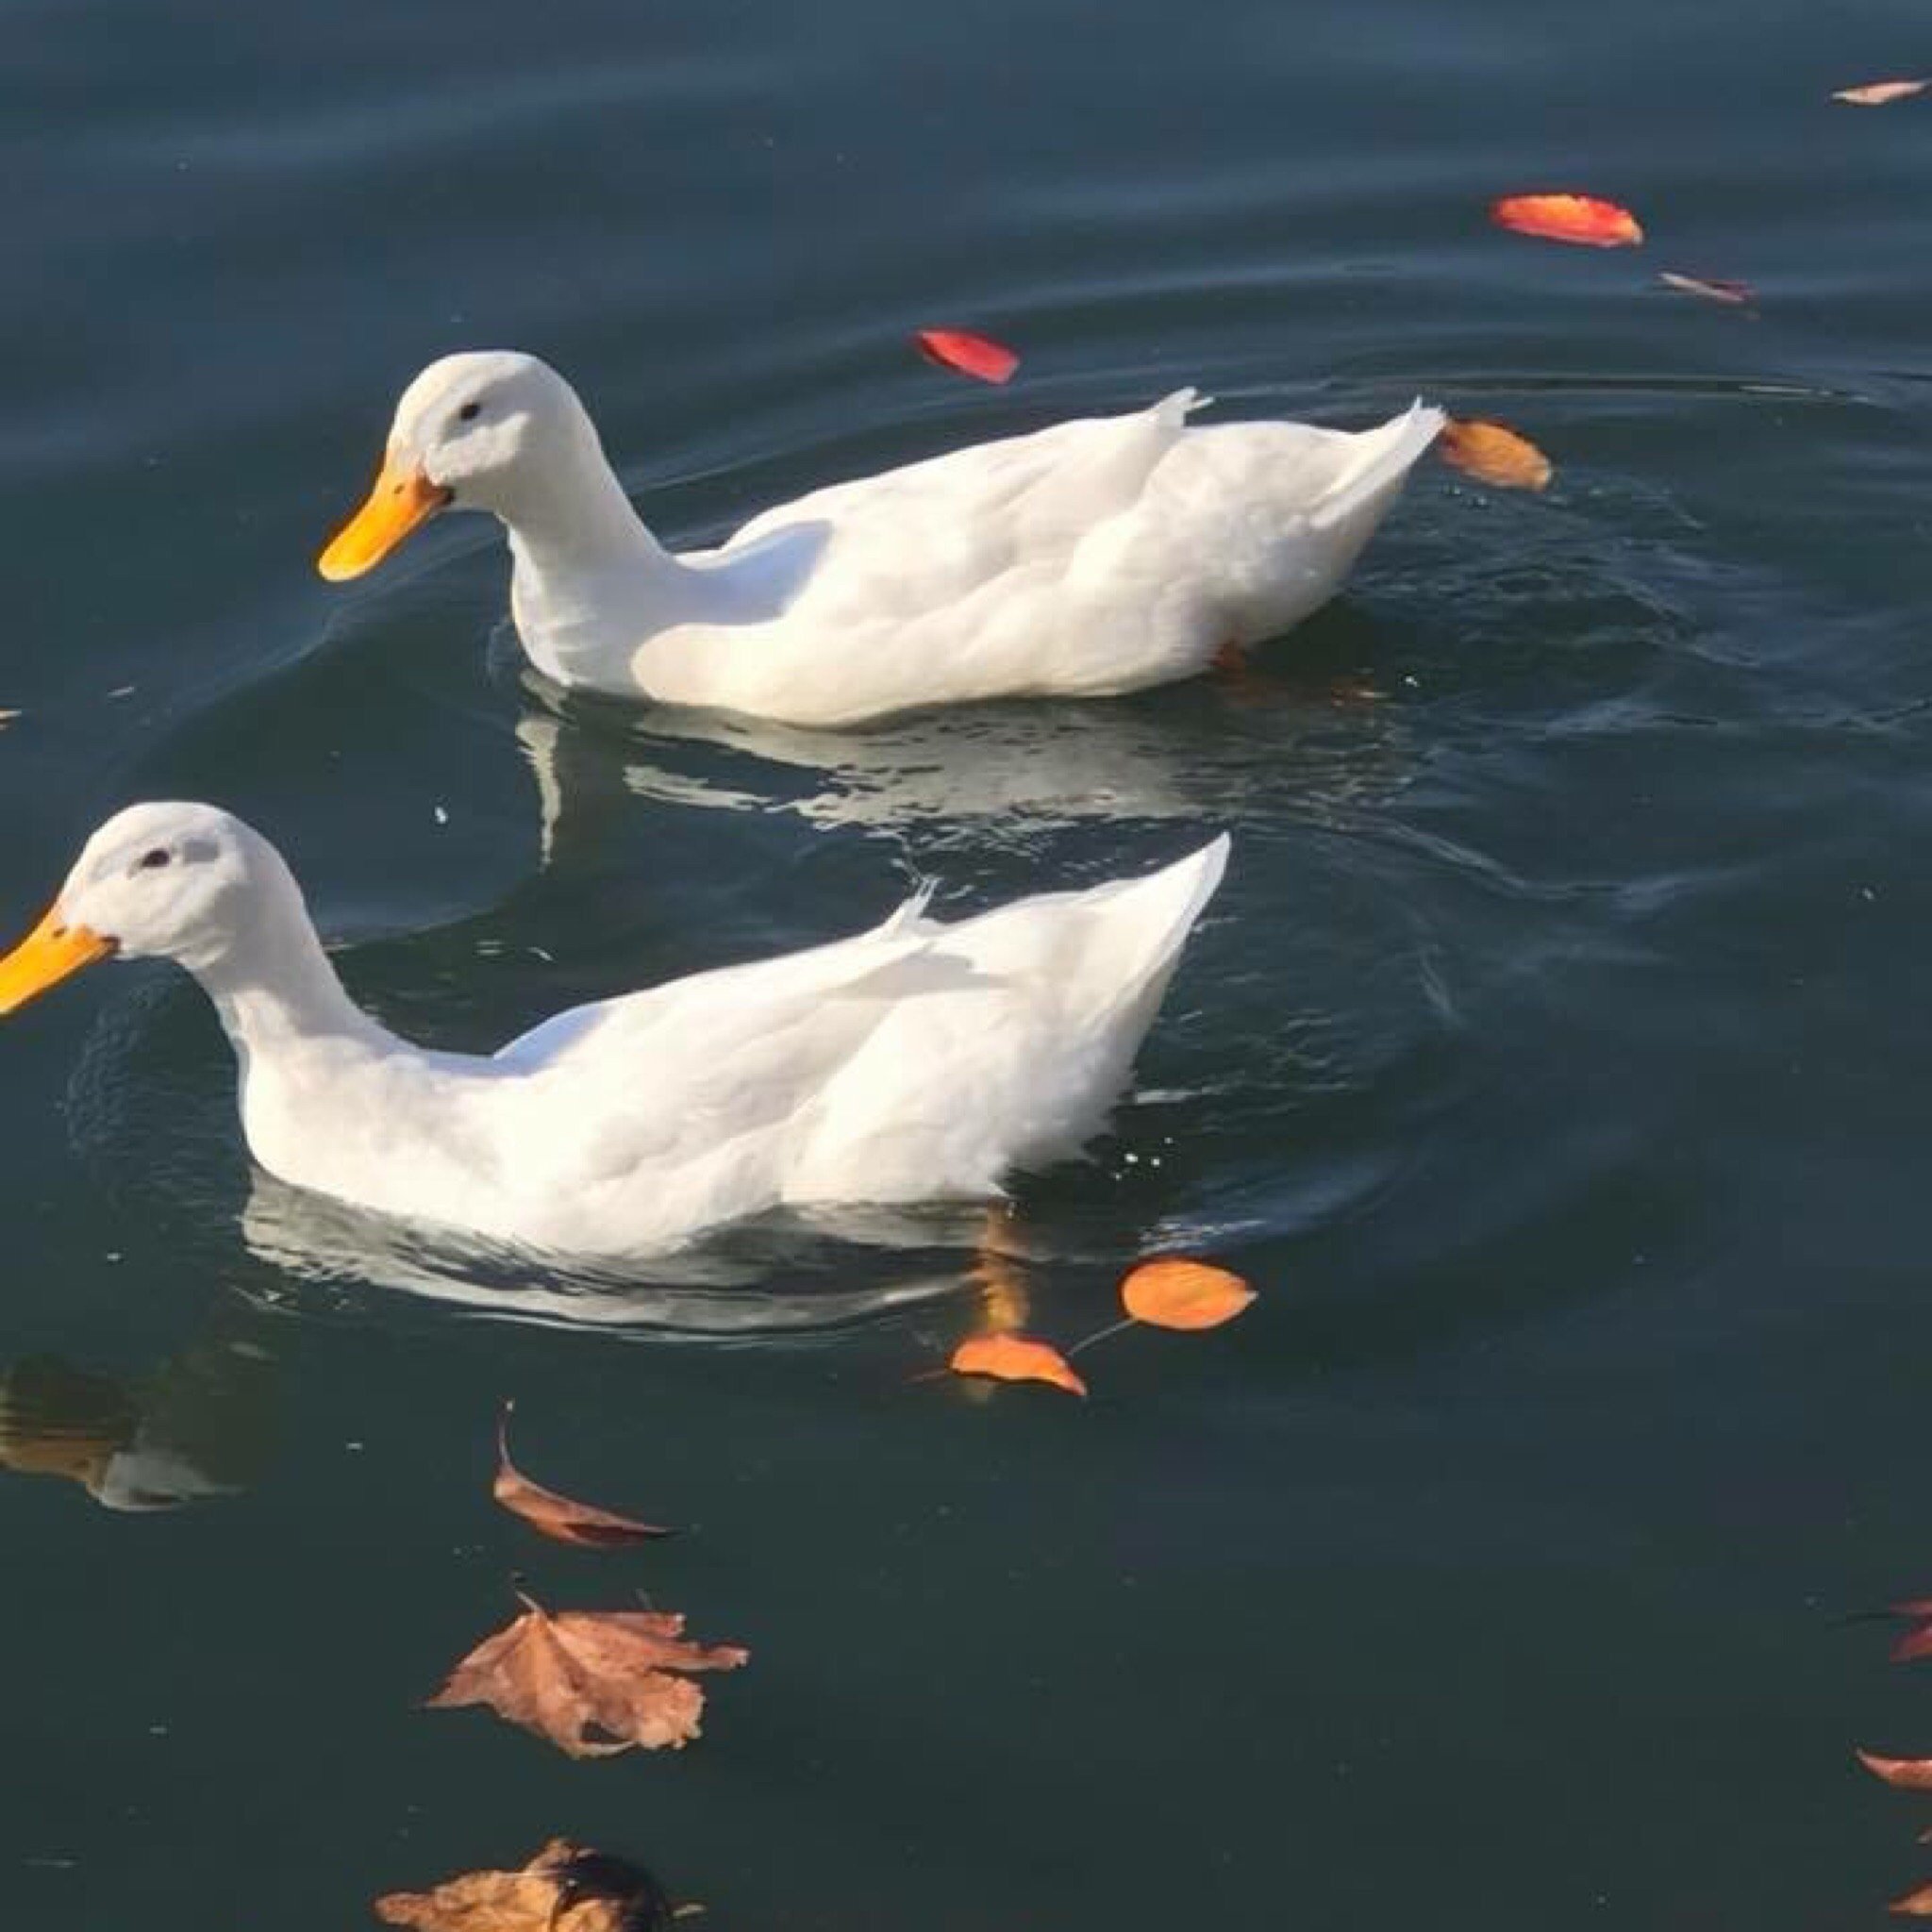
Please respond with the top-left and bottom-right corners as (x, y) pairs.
(1308, 399), (1444, 532)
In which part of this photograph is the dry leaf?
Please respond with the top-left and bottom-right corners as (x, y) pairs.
(1119, 1257), (1257, 1331)
(1834, 78), (1929, 106)
(494, 1402), (673, 1547)
(949, 1333), (1087, 1398)
(914, 328), (1020, 385)
(1658, 271), (1756, 308)
(1894, 1880), (1932, 1918)
(375, 1839), (673, 1932)
(1858, 1748), (1932, 1790)
(1895, 1623), (1932, 1664)
(426, 1591), (748, 1757)
(0, 710), (19, 730)
(1437, 418), (1553, 491)
(1491, 192), (1642, 248)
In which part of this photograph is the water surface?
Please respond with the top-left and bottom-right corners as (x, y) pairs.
(4, 0), (1932, 1925)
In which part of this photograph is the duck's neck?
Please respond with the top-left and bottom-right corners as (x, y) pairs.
(192, 894), (384, 1070)
(496, 411), (716, 686)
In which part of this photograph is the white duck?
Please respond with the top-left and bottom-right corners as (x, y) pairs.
(318, 351), (1441, 728)
(0, 804), (1226, 1257)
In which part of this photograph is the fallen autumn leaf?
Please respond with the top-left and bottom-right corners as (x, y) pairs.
(1658, 271), (1756, 308)
(1859, 1748), (1932, 1791)
(1491, 192), (1642, 248)
(1833, 79), (1929, 106)
(914, 328), (1020, 385)
(494, 1402), (674, 1548)
(949, 1332), (1087, 1397)
(375, 1838), (675, 1932)
(1437, 418), (1554, 491)
(426, 1591), (748, 1757)
(1119, 1257), (1256, 1331)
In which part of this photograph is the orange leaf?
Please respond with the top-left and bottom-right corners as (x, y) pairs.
(426, 1591), (748, 1757)
(1437, 417), (1553, 492)
(949, 1333), (1087, 1397)
(1491, 192), (1642, 248)
(1657, 271), (1756, 308)
(1895, 1880), (1932, 1917)
(375, 1839), (674, 1932)
(1833, 78), (1929, 106)
(1858, 1748), (1932, 1790)
(914, 328), (1019, 385)
(1120, 1257), (1257, 1331)
(493, 1402), (674, 1547)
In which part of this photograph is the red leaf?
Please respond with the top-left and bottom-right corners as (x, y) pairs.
(1120, 1258), (1257, 1331)
(1657, 271), (1756, 308)
(493, 1402), (674, 1548)
(948, 1333), (1087, 1397)
(1858, 1748), (1932, 1790)
(1833, 78), (1929, 107)
(1437, 418), (1554, 491)
(914, 328), (1019, 385)
(1491, 193), (1643, 248)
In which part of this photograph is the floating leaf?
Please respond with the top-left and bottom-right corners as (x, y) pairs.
(1120, 1258), (1256, 1331)
(1491, 192), (1642, 248)
(1833, 78), (1929, 107)
(1858, 1748), (1932, 1790)
(494, 1402), (674, 1547)
(0, 710), (19, 730)
(1437, 418), (1553, 492)
(914, 328), (1020, 385)
(1894, 1880), (1932, 1918)
(426, 1591), (748, 1757)
(376, 1839), (674, 1932)
(949, 1333), (1087, 1397)
(1658, 271), (1756, 308)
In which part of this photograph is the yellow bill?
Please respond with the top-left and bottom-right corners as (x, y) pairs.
(0, 904), (114, 1014)
(317, 455), (452, 581)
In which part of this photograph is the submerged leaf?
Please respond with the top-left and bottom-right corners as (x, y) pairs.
(1437, 418), (1553, 492)
(914, 328), (1020, 385)
(949, 1333), (1087, 1397)
(375, 1839), (674, 1932)
(1120, 1258), (1257, 1331)
(494, 1403), (674, 1547)
(1657, 271), (1756, 308)
(1491, 192), (1642, 248)
(1858, 1748), (1932, 1790)
(1833, 78), (1929, 106)
(426, 1592), (748, 1757)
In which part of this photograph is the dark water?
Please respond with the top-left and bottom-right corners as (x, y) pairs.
(4, 0), (1932, 1924)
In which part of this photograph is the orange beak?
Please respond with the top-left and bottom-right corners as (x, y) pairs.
(0, 904), (114, 1015)
(317, 453), (452, 582)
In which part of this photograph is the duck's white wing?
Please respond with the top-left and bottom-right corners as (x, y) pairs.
(712, 391), (1210, 608)
(487, 894), (990, 1170)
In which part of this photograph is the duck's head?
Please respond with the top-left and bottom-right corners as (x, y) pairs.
(0, 803), (285, 1009)
(317, 350), (591, 581)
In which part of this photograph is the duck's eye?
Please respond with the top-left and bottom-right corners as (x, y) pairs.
(137, 847), (172, 871)
(458, 400), (482, 423)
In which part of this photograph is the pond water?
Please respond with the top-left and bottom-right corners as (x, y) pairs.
(4, 0), (1932, 1924)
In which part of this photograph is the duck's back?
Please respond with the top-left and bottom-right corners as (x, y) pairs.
(483, 837), (1229, 1251)
(648, 396), (1439, 725)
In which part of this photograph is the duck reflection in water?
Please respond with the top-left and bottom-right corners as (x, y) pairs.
(0, 1327), (275, 1511)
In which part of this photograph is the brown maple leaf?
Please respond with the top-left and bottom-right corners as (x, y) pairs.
(425, 1591), (748, 1757)
(494, 1402), (675, 1547)
(375, 1838), (675, 1931)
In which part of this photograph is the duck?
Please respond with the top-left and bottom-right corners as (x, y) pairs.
(317, 351), (1441, 729)
(0, 803), (1227, 1257)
